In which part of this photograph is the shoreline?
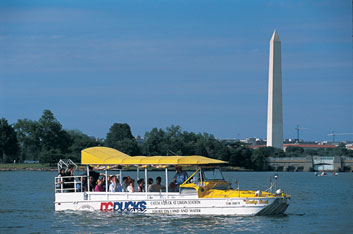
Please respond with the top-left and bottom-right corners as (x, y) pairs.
(0, 167), (57, 171)
(0, 163), (56, 171)
(2, 164), (347, 172)
(0, 168), (350, 172)
(0, 163), (251, 172)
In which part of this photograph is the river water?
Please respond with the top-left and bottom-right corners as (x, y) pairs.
(0, 171), (352, 233)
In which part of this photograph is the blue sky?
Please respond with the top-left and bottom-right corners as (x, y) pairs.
(0, 0), (352, 141)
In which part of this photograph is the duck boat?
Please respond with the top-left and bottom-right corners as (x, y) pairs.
(54, 147), (290, 215)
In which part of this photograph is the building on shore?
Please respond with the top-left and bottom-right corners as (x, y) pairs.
(249, 143), (338, 151)
(265, 155), (353, 172)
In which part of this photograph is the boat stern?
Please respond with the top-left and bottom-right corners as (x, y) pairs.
(255, 195), (290, 216)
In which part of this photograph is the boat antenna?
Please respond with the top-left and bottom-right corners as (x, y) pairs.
(267, 174), (278, 194)
(167, 150), (178, 156)
(235, 179), (240, 197)
(274, 174), (278, 192)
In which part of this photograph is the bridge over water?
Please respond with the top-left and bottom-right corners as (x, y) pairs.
(266, 156), (353, 172)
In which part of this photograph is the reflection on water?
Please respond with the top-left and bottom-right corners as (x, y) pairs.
(0, 171), (353, 233)
(52, 211), (276, 233)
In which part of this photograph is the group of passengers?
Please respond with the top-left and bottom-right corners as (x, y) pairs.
(92, 175), (153, 193)
(93, 166), (187, 193)
(57, 165), (75, 191)
(58, 165), (188, 193)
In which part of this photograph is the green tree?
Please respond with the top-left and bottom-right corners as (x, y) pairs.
(165, 125), (184, 155)
(15, 111), (103, 163)
(251, 147), (270, 171)
(106, 123), (135, 142)
(305, 149), (318, 156)
(37, 110), (72, 163)
(14, 118), (41, 161)
(268, 147), (286, 158)
(39, 148), (62, 165)
(143, 126), (214, 157)
(143, 128), (168, 155)
(228, 142), (252, 167)
(285, 146), (304, 157)
(0, 118), (19, 162)
(193, 134), (209, 156)
(201, 133), (223, 159)
(105, 123), (139, 155)
(39, 110), (71, 152)
(143, 126), (253, 168)
(215, 145), (230, 162)
(333, 143), (351, 156)
(182, 132), (199, 155)
(66, 130), (102, 162)
(248, 146), (285, 170)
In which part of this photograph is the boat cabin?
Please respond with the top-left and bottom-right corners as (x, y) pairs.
(55, 146), (228, 196)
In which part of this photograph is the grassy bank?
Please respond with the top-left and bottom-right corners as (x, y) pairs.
(0, 163), (56, 171)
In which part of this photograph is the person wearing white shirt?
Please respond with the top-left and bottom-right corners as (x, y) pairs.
(109, 176), (123, 192)
(127, 179), (135, 193)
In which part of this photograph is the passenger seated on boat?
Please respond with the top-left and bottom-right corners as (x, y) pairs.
(127, 179), (135, 193)
(122, 177), (129, 192)
(64, 165), (75, 192)
(150, 176), (165, 192)
(94, 179), (105, 192)
(58, 169), (65, 178)
(147, 178), (153, 192)
(75, 176), (83, 192)
(81, 176), (88, 192)
(168, 181), (177, 192)
(89, 176), (95, 191)
(107, 175), (111, 186)
(56, 169), (66, 191)
(101, 176), (107, 191)
(88, 166), (100, 186)
(173, 166), (188, 189)
(137, 179), (145, 192)
(109, 176), (123, 192)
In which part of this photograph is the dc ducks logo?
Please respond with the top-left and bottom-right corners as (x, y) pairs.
(100, 201), (147, 212)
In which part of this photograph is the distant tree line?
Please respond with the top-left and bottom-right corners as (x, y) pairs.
(0, 110), (102, 165)
(1, 110), (352, 170)
(285, 144), (353, 157)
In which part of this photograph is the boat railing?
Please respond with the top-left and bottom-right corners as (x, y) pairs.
(54, 175), (86, 193)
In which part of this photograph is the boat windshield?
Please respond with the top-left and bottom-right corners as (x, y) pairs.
(201, 168), (224, 181)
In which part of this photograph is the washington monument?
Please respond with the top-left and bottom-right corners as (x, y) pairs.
(266, 30), (283, 149)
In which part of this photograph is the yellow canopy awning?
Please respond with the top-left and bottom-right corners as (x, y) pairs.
(81, 147), (131, 165)
(129, 155), (226, 165)
(81, 147), (227, 166)
(120, 156), (148, 165)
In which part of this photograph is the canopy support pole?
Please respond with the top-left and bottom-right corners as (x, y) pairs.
(200, 167), (203, 186)
(137, 167), (140, 181)
(87, 165), (90, 192)
(165, 167), (169, 196)
(145, 167), (148, 197)
(119, 169), (122, 186)
(105, 168), (108, 192)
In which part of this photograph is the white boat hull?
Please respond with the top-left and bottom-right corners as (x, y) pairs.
(55, 192), (289, 216)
